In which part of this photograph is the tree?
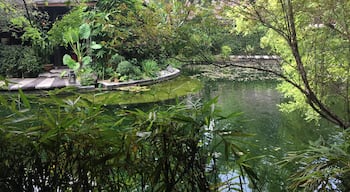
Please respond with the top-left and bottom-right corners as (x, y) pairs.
(0, 0), (26, 35)
(227, 0), (350, 190)
(228, 0), (350, 129)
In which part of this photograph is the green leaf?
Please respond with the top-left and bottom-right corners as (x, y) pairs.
(63, 54), (80, 70)
(18, 89), (30, 109)
(90, 41), (102, 49)
(79, 23), (91, 40)
(82, 56), (92, 66)
(63, 27), (79, 44)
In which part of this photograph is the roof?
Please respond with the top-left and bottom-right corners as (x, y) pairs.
(32, 0), (97, 7)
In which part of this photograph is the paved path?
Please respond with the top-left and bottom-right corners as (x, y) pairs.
(1, 68), (79, 91)
(0, 66), (181, 91)
(4, 77), (73, 91)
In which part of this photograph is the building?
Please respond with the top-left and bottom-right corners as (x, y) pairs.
(0, 0), (97, 66)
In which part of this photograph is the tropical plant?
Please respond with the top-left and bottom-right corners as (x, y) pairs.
(79, 67), (96, 86)
(141, 59), (160, 78)
(62, 23), (101, 84)
(109, 53), (125, 68)
(220, 45), (232, 61)
(48, 6), (86, 47)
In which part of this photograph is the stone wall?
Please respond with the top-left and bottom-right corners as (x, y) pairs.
(186, 55), (282, 81)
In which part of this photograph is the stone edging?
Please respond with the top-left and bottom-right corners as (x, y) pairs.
(0, 66), (181, 91)
(98, 66), (181, 90)
(229, 55), (280, 60)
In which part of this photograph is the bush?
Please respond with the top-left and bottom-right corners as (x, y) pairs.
(141, 59), (159, 78)
(221, 45), (232, 58)
(116, 60), (142, 81)
(0, 45), (42, 77)
(79, 68), (97, 86)
(109, 53), (125, 68)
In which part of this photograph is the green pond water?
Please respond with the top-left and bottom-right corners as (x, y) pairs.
(88, 76), (339, 191)
(1, 75), (341, 191)
(198, 79), (340, 191)
(36, 76), (203, 106)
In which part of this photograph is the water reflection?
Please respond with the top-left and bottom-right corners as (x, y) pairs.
(196, 80), (339, 191)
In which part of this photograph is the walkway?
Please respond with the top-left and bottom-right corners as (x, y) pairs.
(0, 55), (278, 91)
(1, 66), (180, 91)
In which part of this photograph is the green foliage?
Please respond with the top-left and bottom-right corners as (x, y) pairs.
(88, 0), (269, 73)
(90, 1), (170, 62)
(63, 54), (80, 71)
(62, 23), (101, 84)
(168, 7), (219, 63)
(141, 59), (160, 78)
(221, 45), (232, 59)
(116, 60), (142, 81)
(79, 67), (96, 86)
(7, 6), (52, 64)
(0, 90), (257, 191)
(48, 6), (86, 46)
(232, 0), (350, 190)
(281, 134), (350, 191)
(0, 1), (25, 33)
(0, 45), (41, 77)
(109, 53), (125, 68)
(164, 58), (183, 68)
(96, 0), (140, 12)
(232, 0), (350, 125)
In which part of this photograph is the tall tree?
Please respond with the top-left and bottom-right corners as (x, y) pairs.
(229, 0), (350, 129)
(226, 1), (350, 190)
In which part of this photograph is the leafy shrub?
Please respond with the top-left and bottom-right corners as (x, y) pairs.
(221, 45), (232, 59)
(214, 31), (269, 55)
(116, 60), (141, 80)
(164, 58), (183, 68)
(109, 53), (125, 68)
(79, 68), (97, 86)
(48, 6), (86, 47)
(116, 61), (133, 76)
(0, 92), (257, 191)
(141, 59), (159, 78)
(0, 45), (41, 77)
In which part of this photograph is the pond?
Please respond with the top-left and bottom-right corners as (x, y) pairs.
(197, 79), (340, 191)
(0, 74), (341, 191)
(89, 76), (340, 191)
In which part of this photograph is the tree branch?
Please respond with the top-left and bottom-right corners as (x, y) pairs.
(22, 0), (33, 27)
